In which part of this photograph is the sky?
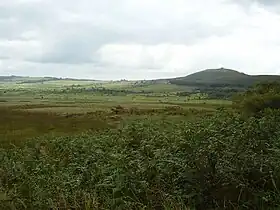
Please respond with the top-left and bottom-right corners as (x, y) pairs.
(0, 0), (280, 80)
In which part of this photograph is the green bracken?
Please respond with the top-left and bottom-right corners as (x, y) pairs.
(1, 108), (280, 209)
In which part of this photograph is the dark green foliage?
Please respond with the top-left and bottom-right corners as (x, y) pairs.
(1, 109), (280, 209)
(40, 87), (153, 96)
(233, 82), (280, 116)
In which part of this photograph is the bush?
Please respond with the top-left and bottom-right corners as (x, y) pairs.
(111, 105), (127, 114)
(233, 82), (280, 116)
(1, 109), (280, 209)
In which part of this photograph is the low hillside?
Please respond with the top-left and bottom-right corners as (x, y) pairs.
(0, 76), (98, 84)
(169, 68), (280, 87)
(0, 76), (31, 82)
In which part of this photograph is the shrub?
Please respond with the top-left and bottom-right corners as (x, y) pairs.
(233, 82), (280, 116)
(1, 109), (280, 209)
(111, 105), (127, 114)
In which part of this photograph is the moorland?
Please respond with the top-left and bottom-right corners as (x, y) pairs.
(1, 68), (280, 209)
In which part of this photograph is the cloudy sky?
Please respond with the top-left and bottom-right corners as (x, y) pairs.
(0, 0), (280, 80)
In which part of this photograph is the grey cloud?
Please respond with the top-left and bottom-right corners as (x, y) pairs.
(1, 0), (236, 65)
(28, 24), (125, 64)
(0, 56), (9, 60)
(1, 0), (280, 79)
(255, 0), (280, 5)
(29, 21), (231, 64)
(0, 1), (55, 40)
(234, 0), (280, 5)
(234, 0), (280, 10)
(256, 0), (280, 13)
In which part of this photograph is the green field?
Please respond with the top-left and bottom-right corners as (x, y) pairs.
(1, 79), (280, 209)
(0, 81), (227, 147)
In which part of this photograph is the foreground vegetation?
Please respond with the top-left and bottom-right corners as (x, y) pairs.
(1, 78), (280, 209)
(1, 108), (280, 209)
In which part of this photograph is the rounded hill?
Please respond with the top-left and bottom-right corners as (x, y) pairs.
(169, 68), (280, 87)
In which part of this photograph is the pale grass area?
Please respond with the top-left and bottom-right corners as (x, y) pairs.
(24, 107), (99, 114)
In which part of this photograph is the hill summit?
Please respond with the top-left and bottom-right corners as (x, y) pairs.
(182, 68), (249, 80)
(202, 67), (246, 74)
(169, 68), (280, 87)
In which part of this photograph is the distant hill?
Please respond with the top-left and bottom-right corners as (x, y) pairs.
(0, 76), (98, 84)
(169, 68), (280, 87)
(1, 68), (280, 88)
(0, 76), (27, 82)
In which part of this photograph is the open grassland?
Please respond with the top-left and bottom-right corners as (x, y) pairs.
(0, 89), (225, 149)
(0, 78), (193, 93)
(0, 81), (228, 150)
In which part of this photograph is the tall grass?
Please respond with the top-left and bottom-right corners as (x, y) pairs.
(1, 109), (280, 209)
(0, 108), (111, 148)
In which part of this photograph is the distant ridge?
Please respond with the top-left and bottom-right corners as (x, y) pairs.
(0, 76), (98, 84)
(1, 68), (280, 86)
(169, 68), (280, 87)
